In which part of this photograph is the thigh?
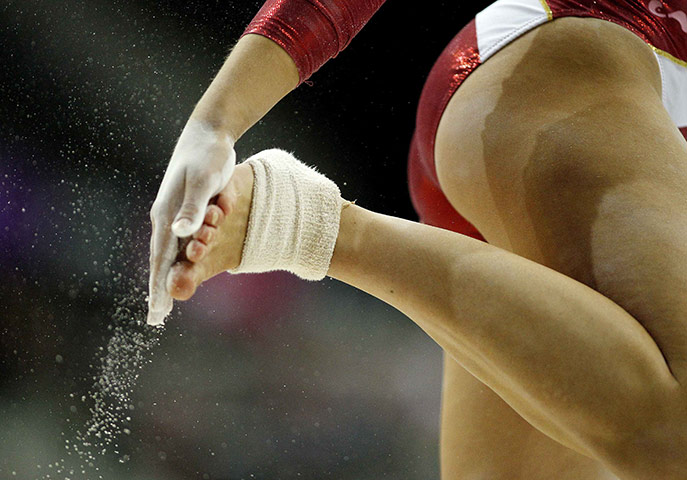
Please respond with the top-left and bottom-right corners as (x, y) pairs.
(435, 16), (687, 381)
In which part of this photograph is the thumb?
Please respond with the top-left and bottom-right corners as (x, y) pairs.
(171, 172), (215, 237)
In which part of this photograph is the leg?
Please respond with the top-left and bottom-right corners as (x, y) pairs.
(434, 17), (687, 478)
(439, 353), (617, 480)
(174, 144), (683, 478)
(333, 18), (687, 478)
(170, 19), (687, 479)
(328, 198), (683, 478)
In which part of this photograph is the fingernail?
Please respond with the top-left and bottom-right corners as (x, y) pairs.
(211, 211), (219, 224)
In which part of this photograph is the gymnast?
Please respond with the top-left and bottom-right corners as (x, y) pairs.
(148, 0), (687, 478)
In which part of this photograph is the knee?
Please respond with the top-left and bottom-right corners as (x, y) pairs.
(598, 393), (687, 479)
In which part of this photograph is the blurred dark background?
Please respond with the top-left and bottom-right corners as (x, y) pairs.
(0, 1), (489, 478)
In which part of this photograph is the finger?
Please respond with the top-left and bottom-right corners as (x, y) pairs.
(186, 238), (209, 263)
(171, 172), (217, 238)
(203, 204), (224, 228)
(167, 260), (202, 301)
(216, 190), (235, 216)
(147, 215), (176, 325)
(192, 224), (216, 245)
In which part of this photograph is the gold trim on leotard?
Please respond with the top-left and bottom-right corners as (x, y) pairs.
(539, 0), (554, 21)
(650, 45), (687, 68)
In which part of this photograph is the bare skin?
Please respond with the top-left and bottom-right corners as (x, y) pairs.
(166, 163), (253, 300)
(147, 33), (297, 323)
(433, 17), (687, 479)
(166, 17), (687, 480)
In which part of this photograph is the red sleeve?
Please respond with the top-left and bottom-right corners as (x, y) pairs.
(242, 0), (387, 85)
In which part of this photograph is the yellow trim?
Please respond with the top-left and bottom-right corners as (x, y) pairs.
(538, 0), (553, 21)
(650, 45), (687, 68)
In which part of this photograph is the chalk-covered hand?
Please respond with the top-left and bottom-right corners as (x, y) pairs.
(147, 119), (236, 326)
(165, 148), (349, 306)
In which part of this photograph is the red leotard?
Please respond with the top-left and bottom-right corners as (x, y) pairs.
(244, 0), (687, 241)
(243, 0), (386, 85)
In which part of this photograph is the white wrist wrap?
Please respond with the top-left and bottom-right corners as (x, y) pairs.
(228, 148), (348, 281)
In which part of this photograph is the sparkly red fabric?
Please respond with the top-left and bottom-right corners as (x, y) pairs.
(546, 0), (687, 62)
(413, 19), (480, 193)
(408, 19), (486, 240)
(408, 131), (486, 239)
(242, 0), (687, 242)
(410, 1), (687, 240)
(243, 0), (386, 85)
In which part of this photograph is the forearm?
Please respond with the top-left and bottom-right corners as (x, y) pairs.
(190, 34), (299, 141)
(328, 204), (677, 459)
(189, 0), (386, 140)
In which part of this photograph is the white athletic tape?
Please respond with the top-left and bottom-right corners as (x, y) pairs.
(228, 148), (348, 280)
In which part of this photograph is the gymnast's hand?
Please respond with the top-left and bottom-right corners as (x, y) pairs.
(147, 119), (236, 326)
(147, 33), (300, 325)
(165, 149), (346, 306)
(166, 161), (254, 303)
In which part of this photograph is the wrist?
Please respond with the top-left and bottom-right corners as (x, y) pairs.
(190, 101), (244, 144)
(228, 149), (344, 281)
(189, 34), (298, 143)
